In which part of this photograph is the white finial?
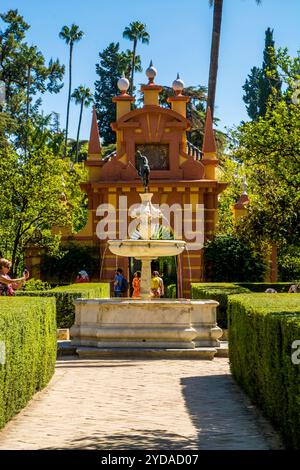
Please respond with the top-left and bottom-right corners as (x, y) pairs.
(242, 175), (248, 195)
(117, 74), (130, 94)
(172, 73), (185, 95)
(0, 81), (6, 106)
(146, 60), (157, 83)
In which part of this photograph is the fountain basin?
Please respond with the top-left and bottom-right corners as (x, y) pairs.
(108, 239), (186, 258)
(70, 298), (222, 359)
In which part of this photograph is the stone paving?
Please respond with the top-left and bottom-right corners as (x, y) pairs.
(0, 357), (283, 450)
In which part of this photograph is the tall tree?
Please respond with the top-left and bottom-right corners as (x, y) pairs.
(59, 24), (84, 156)
(94, 42), (136, 144)
(230, 100), (300, 245)
(0, 130), (83, 274)
(122, 21), (150, 94)
(0, 9), (64, 160)
(71, 86), (93, 162)
(243, 28), (282, 120)
(207, 0), (262, 119)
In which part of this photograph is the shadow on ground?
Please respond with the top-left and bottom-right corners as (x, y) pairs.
(40, 430), (198, 450)
(180, 375), (283, 450)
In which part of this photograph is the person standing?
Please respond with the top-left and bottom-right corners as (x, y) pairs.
(0, 258), (29, 296)
(113, 268), (128, 297)
(132, 271), (141, 298)
(151, 271), (161, 298)
(157, 272), (164, 298)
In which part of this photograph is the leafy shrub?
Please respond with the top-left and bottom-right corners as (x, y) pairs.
(204, 234), (266, 282)
(41, 243), (99, 284)
(191, 283), (250, 328)
(278, 243), (300, 281)
(16, 283), (110, 328)
(228, 294), (300, 448)
(0, 297), (56, 429)
(166, 284), (176, 298)
(22, 278), (51, 291)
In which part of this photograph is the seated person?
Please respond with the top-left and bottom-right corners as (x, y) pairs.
(288, 284), (300, 293)
(0, 258), (29, 296)
(75, 270), (89, 283)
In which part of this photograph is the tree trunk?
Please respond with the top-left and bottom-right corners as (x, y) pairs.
(130, 39), (137, 95)
(75, 99), (84, 163)
(25, 65), (31, 157)
(64, 42), (73, 157)
(207, 0), (223, 119)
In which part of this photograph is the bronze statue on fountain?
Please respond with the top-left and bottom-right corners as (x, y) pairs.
(136, 150), (150, 192)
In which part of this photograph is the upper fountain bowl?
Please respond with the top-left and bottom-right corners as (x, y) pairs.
(108, 239), (186, 258)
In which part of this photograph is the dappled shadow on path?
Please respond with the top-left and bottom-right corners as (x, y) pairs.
(40, 430), (198, 450)
(180, 375), (283, 450)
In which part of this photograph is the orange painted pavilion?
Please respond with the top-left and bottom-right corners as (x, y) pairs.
(72, 66), (226, 297)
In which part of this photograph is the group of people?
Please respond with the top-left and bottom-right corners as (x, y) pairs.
(265, 284), (300, 294)
(113, 268), (164, 298)
(2, 254), (300, 299)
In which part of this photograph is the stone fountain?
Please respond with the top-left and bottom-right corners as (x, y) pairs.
(70, 158), (222, 358)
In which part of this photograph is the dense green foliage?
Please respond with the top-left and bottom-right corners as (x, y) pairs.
(228, 294), (300, 448)
(0, 9), (88, 275)
(166, 284), (176, 299)
(231, 50), (300, 246)
(243, 28), (282, 120)
(16, 283), (110, 328)
(0, 297), (56, 429)
(41, 243), (100, 284)
(22, 278), (52, 291)
(204, 234), (266, 282)
(191, 283), (250, 328)
(94, 42), (141, 144)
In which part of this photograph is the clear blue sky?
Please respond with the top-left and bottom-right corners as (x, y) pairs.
(1, 0), (299, 141)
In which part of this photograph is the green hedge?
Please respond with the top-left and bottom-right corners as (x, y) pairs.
(236, 282), (292, 293)
(16, 283), (110, 328)
(166, 284), (176, 299)
(0, 297), (56, 429)
(228, 294), (300, 449)
(191, 283), (251, 329)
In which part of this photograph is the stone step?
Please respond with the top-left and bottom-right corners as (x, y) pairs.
(75, 346), (218, 360)
(215, 341), (229, 358)
(57, 340), (77, 356)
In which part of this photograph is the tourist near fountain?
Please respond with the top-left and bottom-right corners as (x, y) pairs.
(70, 150), (222, 359)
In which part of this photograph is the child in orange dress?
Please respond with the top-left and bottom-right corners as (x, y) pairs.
(132, 271), (141, 298)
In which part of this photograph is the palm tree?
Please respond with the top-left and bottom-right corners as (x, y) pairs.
(71, 86), (93, 162)
(123, 21), (150, 94)
(207, 0), (262, 118)
(59, 24), (84, 157)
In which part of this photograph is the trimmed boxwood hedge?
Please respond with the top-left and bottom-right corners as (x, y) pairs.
(191, 283), (251, 328)
(228, 294), (300, 449)
(0, 297), (56, 429)
(16, 283), (110, 328)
